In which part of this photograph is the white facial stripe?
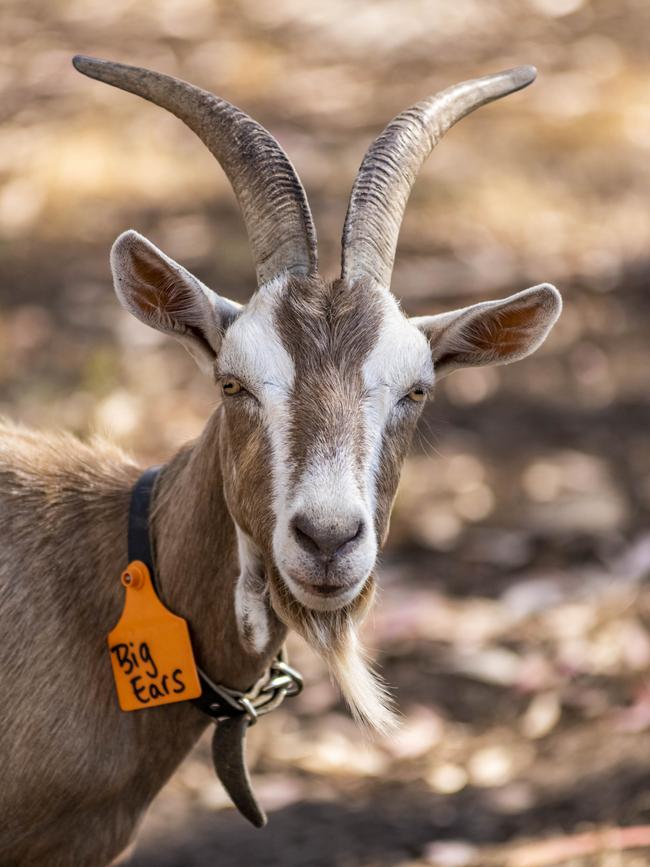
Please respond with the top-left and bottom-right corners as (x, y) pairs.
(219, 277), (294, 397)
(361, 292), (433, 510)
(218, 274), (294, 393)
(296, 442), (358, 496)
(222, 276), (304, 632)
(219, 273), (296, 522)
(290, 446), (366, 529)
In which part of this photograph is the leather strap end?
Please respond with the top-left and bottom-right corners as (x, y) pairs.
(211, 716), (267, 828)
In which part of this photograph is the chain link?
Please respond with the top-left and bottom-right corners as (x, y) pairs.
(206, 647), (303, 725)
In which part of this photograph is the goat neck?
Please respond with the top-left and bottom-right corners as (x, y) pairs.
(150, 407), (286, 692)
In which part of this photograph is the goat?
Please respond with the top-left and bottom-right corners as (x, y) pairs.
(0, 57), (561, 867)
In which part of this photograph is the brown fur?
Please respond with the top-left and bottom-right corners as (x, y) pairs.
(0, 413), (284, 867)
(218, 383), (277, 554)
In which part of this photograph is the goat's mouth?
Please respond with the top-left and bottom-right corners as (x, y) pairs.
(282, 572), (367, 612)
(267, 563), (376, 638)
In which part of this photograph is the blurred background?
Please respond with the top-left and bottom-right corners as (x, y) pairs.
(2, 1), (650, 865)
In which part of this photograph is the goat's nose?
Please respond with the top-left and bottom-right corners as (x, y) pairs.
(291, 514), (365, 559)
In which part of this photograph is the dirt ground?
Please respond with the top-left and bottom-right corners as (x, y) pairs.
(1, 1), (650, 865)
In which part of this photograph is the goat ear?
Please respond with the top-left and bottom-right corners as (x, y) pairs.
(110, 230), (241, 373)
(411, 284), (561, 379)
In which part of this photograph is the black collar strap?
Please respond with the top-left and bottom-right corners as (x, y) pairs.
(127, 466), (303, 827)
(129, 467), (235, 715)
(127, 465), (160, 575)
(128, 467), (240, 719)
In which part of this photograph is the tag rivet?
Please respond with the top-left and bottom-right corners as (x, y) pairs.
(121, 565), (144, 590)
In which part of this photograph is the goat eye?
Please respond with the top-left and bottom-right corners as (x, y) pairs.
(221, 378), (243, 396)
(408, 386), (426, 403)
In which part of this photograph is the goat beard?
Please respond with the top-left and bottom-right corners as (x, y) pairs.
(268, 570), (398, 735)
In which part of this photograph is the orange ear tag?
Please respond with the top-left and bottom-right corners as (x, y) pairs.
(107, 561), (201, 711)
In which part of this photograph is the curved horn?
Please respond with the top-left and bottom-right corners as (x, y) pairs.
(341, 66), (537, 288)
(72, 56), (317, 286)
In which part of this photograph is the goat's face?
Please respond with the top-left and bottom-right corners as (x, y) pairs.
(217, 274), (432, 615)
(112, 231), (560, 623)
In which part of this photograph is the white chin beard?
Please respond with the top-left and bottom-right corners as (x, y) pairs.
(326, 629), (399, 736)
(268, 569), (398, 735)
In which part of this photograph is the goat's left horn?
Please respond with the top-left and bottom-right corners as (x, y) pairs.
(341, 66), (537, 289)
(72, 56), (317, 287)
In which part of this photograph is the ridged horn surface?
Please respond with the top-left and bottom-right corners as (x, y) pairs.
(73, 56), (317, 286)
(341, 66), (537, 288)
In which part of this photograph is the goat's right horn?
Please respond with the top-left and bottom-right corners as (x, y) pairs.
(73, 56), (318, 287)
(341, 66), (537, 289)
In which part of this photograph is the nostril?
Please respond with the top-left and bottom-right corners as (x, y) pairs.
(291, 514), (365, 558)
(292, 519), (320, 556)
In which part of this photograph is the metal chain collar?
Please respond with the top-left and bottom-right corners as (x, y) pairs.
(199, 647), (303, 725)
